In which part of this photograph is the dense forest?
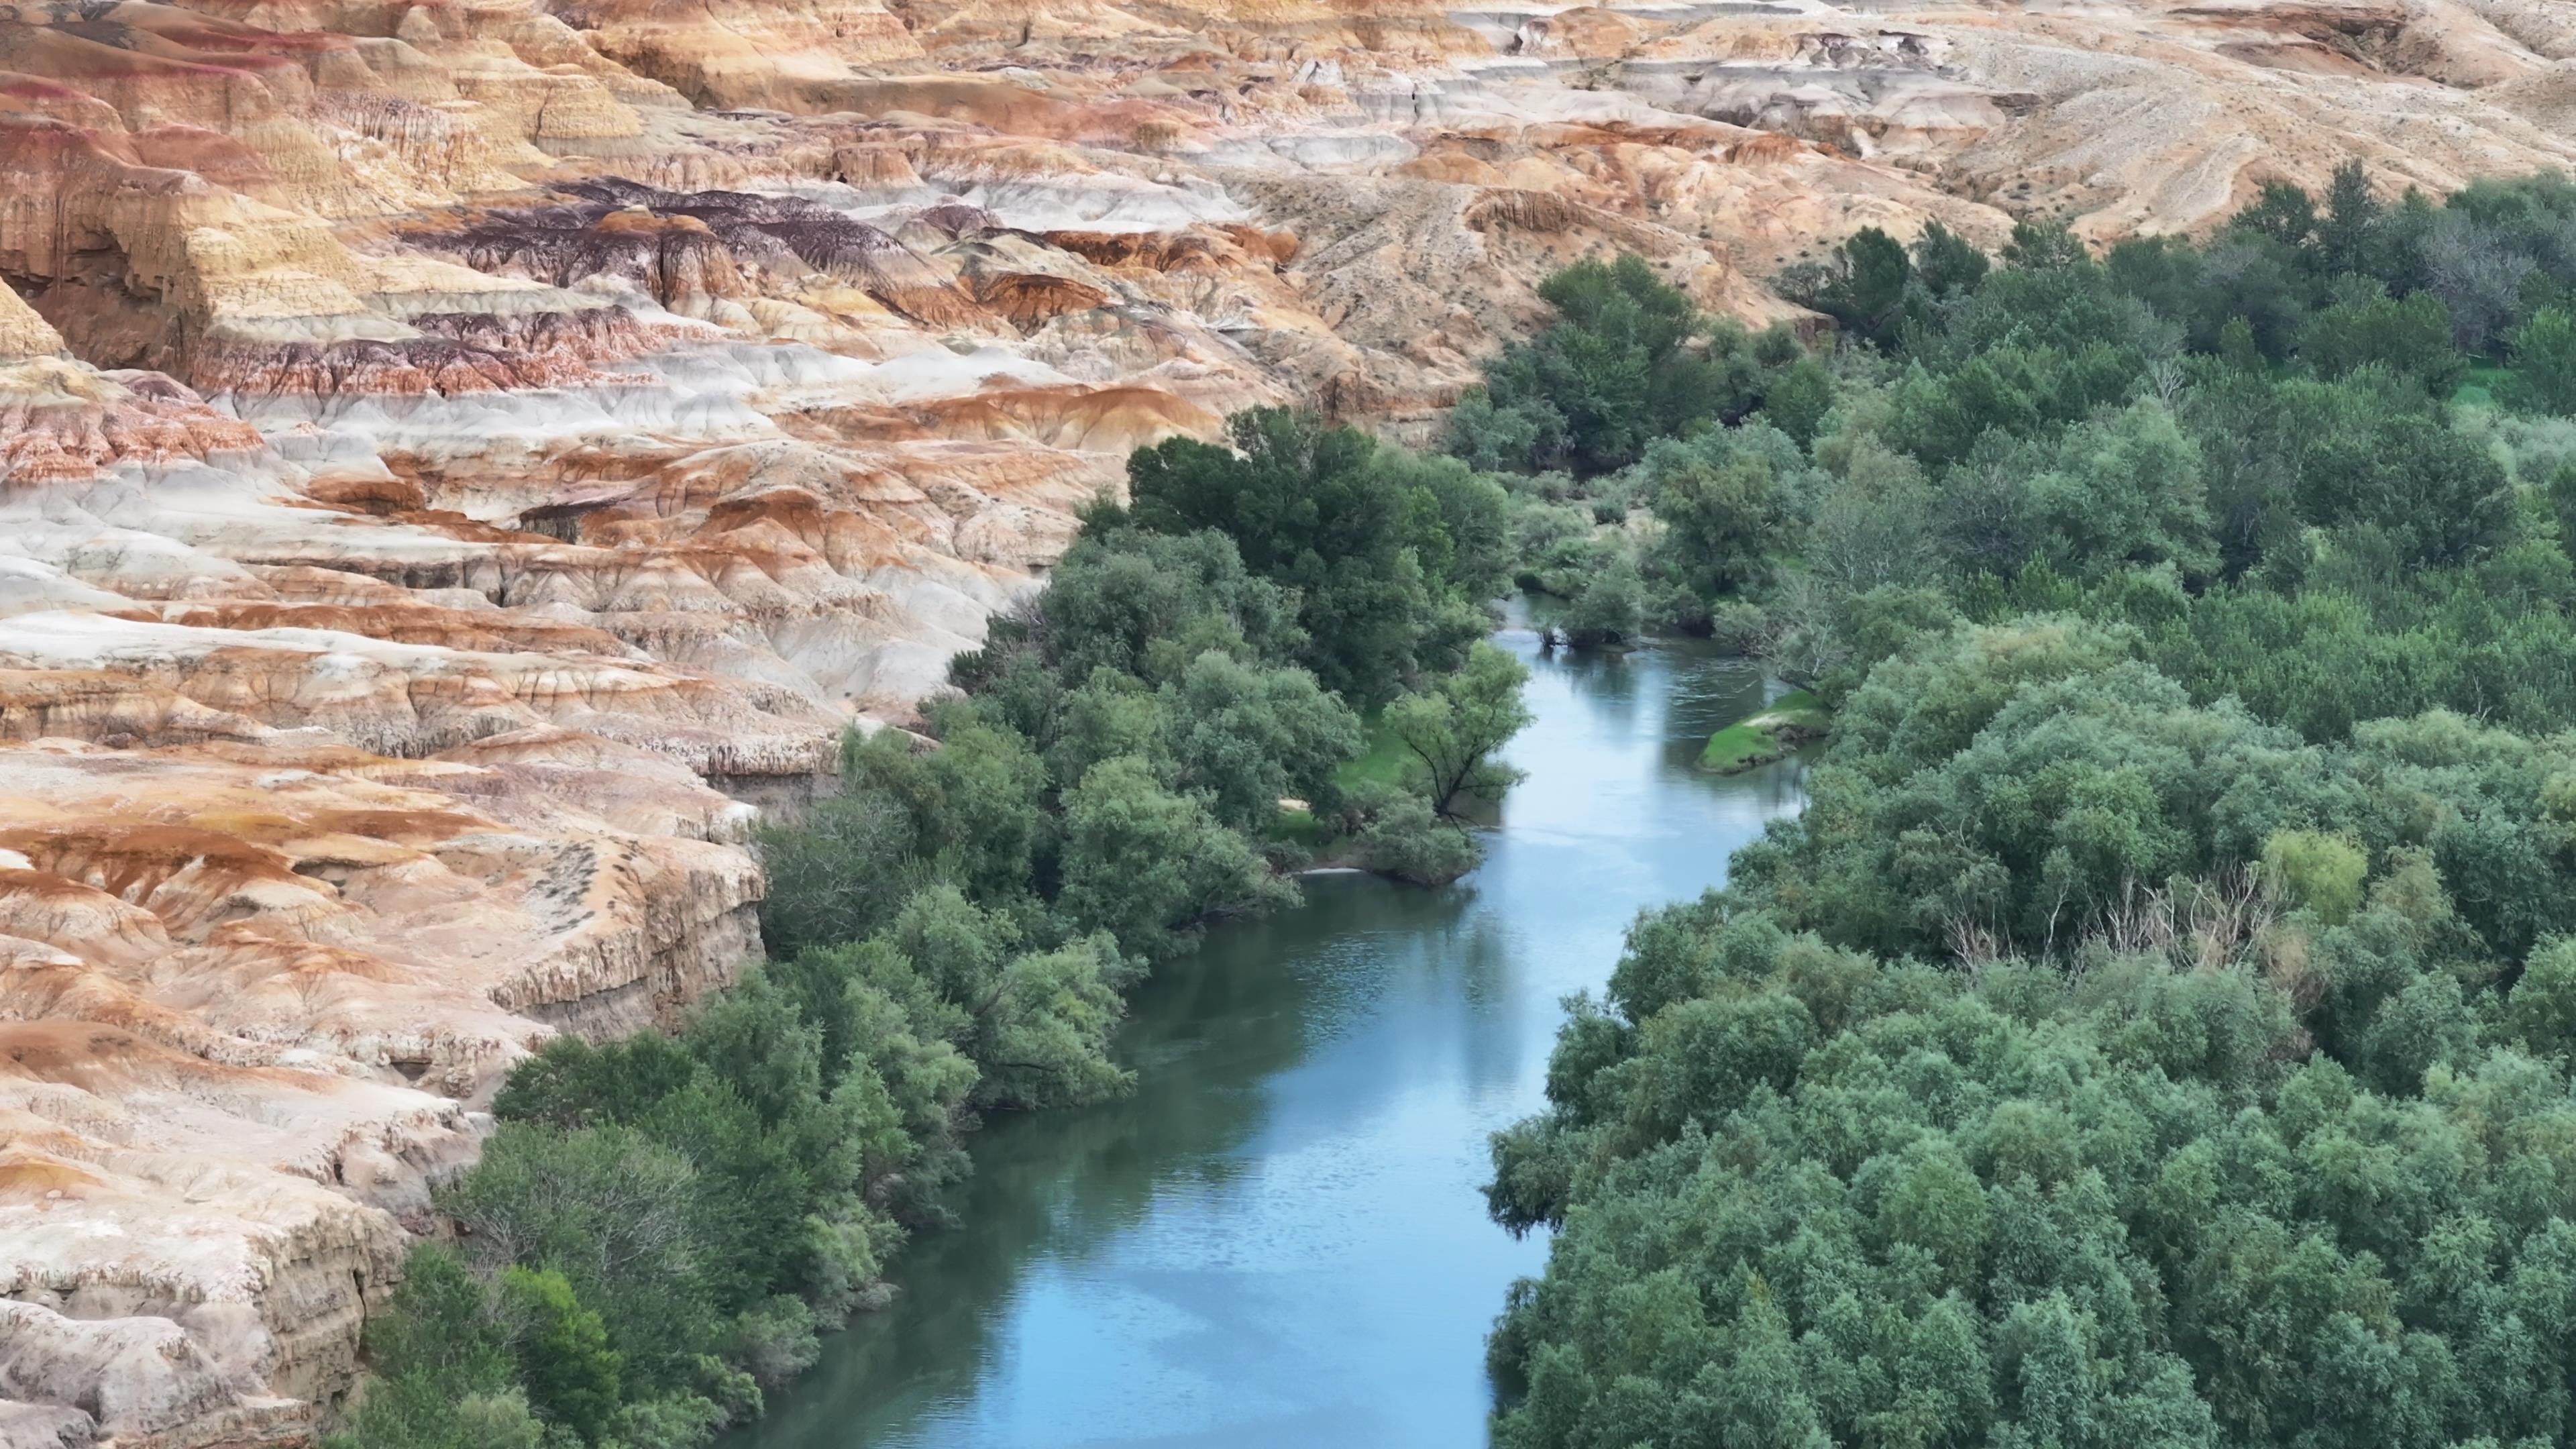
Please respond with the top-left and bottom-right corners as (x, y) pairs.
(1474, 168), (2576, 1448)
(333, 412), (1533, 1448)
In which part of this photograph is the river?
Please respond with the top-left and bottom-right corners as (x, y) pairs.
(731, 621), (1811, 1448)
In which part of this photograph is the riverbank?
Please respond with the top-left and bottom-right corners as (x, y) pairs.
(725, 629), (1808, 1448)
(1698, 688), (1829, 773)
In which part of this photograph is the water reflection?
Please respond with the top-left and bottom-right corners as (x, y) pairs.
(732, 628), (1807, 1449)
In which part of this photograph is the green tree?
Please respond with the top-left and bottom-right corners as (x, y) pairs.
(490, 1032), (703, 1133)
(2510, 937), (2576, 1057)
(2318, 159), (2387, 278)
(1784, 226), (1914, 347)
(1159, 650), (1363, 831)
(1386, 641), (1533, 815)
(2001, 219), (2094, 271)
(755, 786), (922, 959)
(1931, 402), (2214, 584)
(684, 969), (824, 1134)
(1759, 354), (1838, 446)
(1445, 385), (1564, 474)
(1057, 755), (1297, 958)
(2261, 829), (2367, 924)
(2299, 290), (2465, 393)
(2233, 180), (2321, 250)
(1912, 219), (1992, 299)
(1646, 438), (1796, 598)
(1046, 665), (1165, 794)
(2506, 308), (2576, 416)
(332, 1242), (514, 1449)
(2341, 409), (2515, 568)
(1561, 561), (1646, 649)
(1127, 409), (1446, 704)
(973, 935), (1137, 1108)
(1342, 781), (1480, 885)
(499, 1267), (622, 1443)
(1033, 525), (1303, 687)
(1454, 254), (1758, 474)
(438, 1124), (712, 1379)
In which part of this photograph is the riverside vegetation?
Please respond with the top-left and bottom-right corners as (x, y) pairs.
(331, 413), (1534, 1449)
(337, 161), (2576, 1449)
(1472, 168), (2576, 1448)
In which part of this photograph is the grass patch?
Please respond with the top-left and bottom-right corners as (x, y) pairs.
(2455, 364), (2516, 409)
(1265, 717), (1412, 847)
(1699, 688), (1828, 774)
(1336, 714), (1413, 792)
(1699, 722), (1782, 773)
(1271, 806), (1324, 848)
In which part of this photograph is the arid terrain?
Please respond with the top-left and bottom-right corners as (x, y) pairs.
(3, 0), (2574, 1440)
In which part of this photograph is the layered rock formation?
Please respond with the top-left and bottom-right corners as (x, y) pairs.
(3, 0), (2573, 1440)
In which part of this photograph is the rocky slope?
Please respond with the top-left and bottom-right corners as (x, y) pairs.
(3, 0), (2574, 1440)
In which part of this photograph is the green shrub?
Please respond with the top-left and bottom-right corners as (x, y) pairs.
(2261, 828), (2367, 924)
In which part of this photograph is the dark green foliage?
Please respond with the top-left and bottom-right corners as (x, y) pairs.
(1126, 413), (1420, 706)
(1648, 168), (2566, 726)
(2508, 308), (2576, 416)
(1386, 640), (1534, 816)
(1911, 219), (1991, 299)
(1126, 409), (1501, 704)
(2298, 290), (2465, 393)
(1756, 354), (1837, 446)
(2317, 160), (2391, 278)
(1057, 755), (1297, 959)
(771, 403), (1523, 971)
(439, 1123), (714, 1379)
(490, 1030), (701, 1132)
(753, 720), (1046, 959)
(2233, 178), (2322, 250)
(1882, 339), (2143, 470)
(2329, 408), (2515, 568)
(1159, 650), (1364, 832)
(325, 1246), (536, 1449)
(751, 786), (924, 961)
(500, 1268), (621, 1444)
(1018, 525), (1303, 690)
(2002, 219), (2095, 272)
(1640, 429), (1799, 598)
(1934, 402), (2216, 584)
(373, 157), (2576, 1449)
(1489, 340), (2576, 1435)
(1561, 564), (1646, 649)
(1341, 781), (1481, 885)
(1489, 892), (2576, 1449)
(1449, 254), (1765, 475)
(1781, 226), (1915, 346)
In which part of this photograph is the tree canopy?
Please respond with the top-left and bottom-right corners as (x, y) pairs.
(1446, 254), (1780, 476)
(1479, 166), (2576, 1449)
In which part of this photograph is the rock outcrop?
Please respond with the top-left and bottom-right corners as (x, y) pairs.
(4, 0), (2573, 1438)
